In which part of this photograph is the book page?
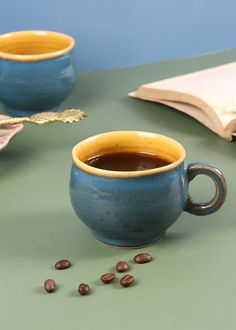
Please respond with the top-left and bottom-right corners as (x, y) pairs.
(157, 100), (219, 135)
(144, 62), (236, 117)
(130, 62), (236, 140)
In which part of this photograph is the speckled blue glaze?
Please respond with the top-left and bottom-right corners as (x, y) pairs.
(70, 129), (226, 248)
(0, 53), (76, 116)
(70, 162), (188, 247)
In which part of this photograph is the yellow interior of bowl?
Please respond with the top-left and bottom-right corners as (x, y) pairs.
(0, 30), (75, 61)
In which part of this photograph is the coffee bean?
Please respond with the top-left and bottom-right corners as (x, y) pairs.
(120, 274), (135, 287)
(101, 273), (116, 284)
(55, 259), (71, 270)
(44, 279), (56, 293)
(134, 253), (152, 264)
(78, 283), (90, 295)
(116, 261), (129, 272)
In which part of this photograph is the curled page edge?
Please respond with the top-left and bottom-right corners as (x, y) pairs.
(129, 91), (233, 141)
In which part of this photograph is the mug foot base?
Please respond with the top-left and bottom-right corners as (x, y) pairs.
(4, 106), (59, 117)
(93, 232), (165, 248)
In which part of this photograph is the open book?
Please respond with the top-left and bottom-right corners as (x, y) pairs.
(130, 62), (236, 141)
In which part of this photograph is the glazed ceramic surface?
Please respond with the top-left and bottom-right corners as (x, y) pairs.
(0, 31), (76, 117)
(70, 131), (226, 247)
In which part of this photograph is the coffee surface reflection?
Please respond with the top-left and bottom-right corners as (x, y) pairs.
(85, 152), (170, 171)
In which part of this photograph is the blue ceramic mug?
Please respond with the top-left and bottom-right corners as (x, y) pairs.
(70, 131), (227, 248)
(0, 30), (76, 117)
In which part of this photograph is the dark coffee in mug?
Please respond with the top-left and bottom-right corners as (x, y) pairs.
(85, 152), (171, 171)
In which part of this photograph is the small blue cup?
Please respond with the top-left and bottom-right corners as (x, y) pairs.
(70, 131), (227, 248)
(0, 30), (76, 117)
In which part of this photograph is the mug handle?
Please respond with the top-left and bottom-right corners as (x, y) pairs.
(185, 162), (227, 216)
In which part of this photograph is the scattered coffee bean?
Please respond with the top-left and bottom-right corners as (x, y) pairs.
(116, 261), (129, 272)
(44, 279), (56, 293)
(55, 259), (71, 270)
(120, 274), (135, 287)
(134, 253), (152, 264)
(101, 273), (116, 284)
(78, 283), (90, 295)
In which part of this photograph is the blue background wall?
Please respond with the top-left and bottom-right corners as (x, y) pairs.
(1, 0), (236, 71)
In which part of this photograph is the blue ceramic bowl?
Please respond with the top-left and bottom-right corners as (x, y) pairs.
(0, 31), (76, 117)
(70, 131), (227, 248)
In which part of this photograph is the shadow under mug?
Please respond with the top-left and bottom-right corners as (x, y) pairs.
(0, 30), (76, 117)
(70, 131), (227, 248)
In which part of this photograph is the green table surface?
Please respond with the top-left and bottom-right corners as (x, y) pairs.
(1, 50), (236, 330)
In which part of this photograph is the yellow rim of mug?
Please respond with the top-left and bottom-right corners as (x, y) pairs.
(72, 131), (186, 178)
(0, 30), (75, 62)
